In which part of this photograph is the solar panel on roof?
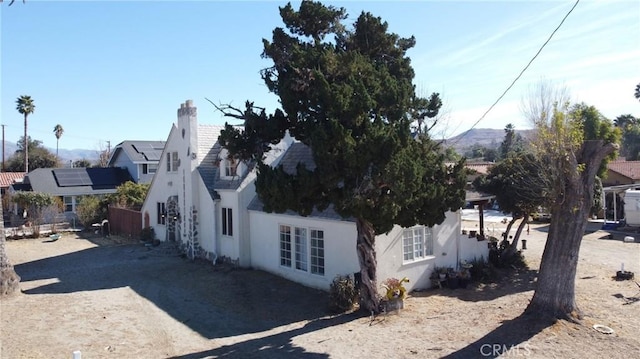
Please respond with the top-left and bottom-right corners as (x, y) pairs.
(143, 151), (161, 161)
(53, 169), (92, 187)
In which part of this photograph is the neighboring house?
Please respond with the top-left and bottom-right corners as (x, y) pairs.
(0, 172), (26, 196)
(108, 140), (166, 184)
(142, 100), (488, 293)
(8, 167), (133, 220)
(604, 160), (640, 187)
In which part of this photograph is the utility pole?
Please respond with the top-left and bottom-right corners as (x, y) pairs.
(1, 124), (5, 172)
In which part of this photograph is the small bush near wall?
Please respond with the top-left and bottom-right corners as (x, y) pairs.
(140, 227), (155, 242)
(328, 275), (359, 313)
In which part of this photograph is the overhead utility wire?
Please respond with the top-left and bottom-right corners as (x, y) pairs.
(453, 0), (580, 145)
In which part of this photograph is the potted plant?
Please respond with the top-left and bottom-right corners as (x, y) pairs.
(381, 277), (409, 310)
(458, 261), (473, 288)
(446, 268), (459, 289)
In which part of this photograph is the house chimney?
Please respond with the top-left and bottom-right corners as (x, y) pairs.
(178, 100), (196, 118)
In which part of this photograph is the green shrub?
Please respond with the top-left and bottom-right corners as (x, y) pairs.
(76, 196), (107, 229)
(140, 226), (155, 242)
(328, 275), (359, 313)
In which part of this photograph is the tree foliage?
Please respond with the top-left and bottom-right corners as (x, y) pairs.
(218, 1), (466, 312)
(614, 114), (640, 160)
(16, 95), (35, 172)
(498, 123), (525, 160)
(522, 82), (620, 321)
(76, 196), (108, 229)
(5, 136), (59, 172)
(474, 152), (551, 259)
(107, 181), (150, 210)
(53, 124), (64, 157)
(11, 191), (58, 237)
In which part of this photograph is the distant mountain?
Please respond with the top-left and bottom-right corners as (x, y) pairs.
(0, 140), (99, 164)
(444, 128), (534, 154)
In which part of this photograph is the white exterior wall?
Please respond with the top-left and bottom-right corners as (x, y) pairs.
(249, 210), (359, 291)
(196, 177), (218, 254)
(217, 190), (241, 261)
(375, 211), (460, 292)
(141, 126), (179, 242)
(624, 190), (640, 226)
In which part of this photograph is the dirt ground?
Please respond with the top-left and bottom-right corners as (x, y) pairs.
(1, 222), (639, 359)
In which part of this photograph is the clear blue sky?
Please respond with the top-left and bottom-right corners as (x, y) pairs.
(1, 0), (638, 152)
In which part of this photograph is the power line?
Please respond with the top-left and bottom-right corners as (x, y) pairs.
(453, 0), (580, 145)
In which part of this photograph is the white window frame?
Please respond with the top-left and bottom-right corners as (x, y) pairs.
(157, 202), (166, 225)
(143, 163), (158, 175)
(222, 207), (233, 236)
(402, 226), (434, 263)
(279, 225), (292, 267)
(224, 158), (238, 177)
(310, 229), (325, 275)
(295, 227), (308, 271)
(63, 196), (74, 213)
(279, 224), (325, 276)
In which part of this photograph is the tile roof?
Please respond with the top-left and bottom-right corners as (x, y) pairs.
(607, 160), (640, 180)
(0, 172), (26, 188)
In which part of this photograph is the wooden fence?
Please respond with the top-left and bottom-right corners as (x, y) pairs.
(108, 205), (142, 239)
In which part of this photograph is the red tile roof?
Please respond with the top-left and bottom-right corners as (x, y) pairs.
(607, 160), (640, 180)
(0, 172), (26, 188)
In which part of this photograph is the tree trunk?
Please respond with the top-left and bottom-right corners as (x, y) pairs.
(24, 114), (28, 173)
(526, 141), (616, 321)
(504, 215), (528, 258)
(356, 217), (379, 313)
(0, 204), (21, 297)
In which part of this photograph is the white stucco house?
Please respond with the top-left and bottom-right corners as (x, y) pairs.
(142, 100), (489, 293)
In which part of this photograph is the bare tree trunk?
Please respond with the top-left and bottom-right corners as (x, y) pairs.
(526, 141), (616, 321)
(0, 205), (21, 297)
(504, 215), (528, 258)
(356, 217), (379, 313)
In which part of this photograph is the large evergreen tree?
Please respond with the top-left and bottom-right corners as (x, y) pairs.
(6, 136), (59, 172)
(218, 1), (466, 312)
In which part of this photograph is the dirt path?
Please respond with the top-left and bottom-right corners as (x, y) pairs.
(1, 225), (639, 358)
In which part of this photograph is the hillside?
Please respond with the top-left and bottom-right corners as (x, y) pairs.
(1, 140), (99, 164)
(445, 128), (534, 154)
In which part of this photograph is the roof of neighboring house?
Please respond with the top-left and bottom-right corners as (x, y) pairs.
(108, 140), (166, 165)
(195, 125), (225, 200)
(607, 160), (640, 181)
(0, 172), (26, 189)
(15, 167), (133, 196)
(464, 162), (493, 175)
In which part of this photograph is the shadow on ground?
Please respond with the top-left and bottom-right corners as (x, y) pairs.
(14, 241), (339, 340)
(441, 312), (554, 359)
(169, 312), (363, 359)
(413, 266), (538, 303)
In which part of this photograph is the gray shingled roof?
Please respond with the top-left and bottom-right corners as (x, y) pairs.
(247, 196), (353, 222)
(17, 167), (133, 196)
(109, 140), (166, 165)
(279, 142), (316, 174)
(245, 142), (351, 221)
(196, 125), (225, 200)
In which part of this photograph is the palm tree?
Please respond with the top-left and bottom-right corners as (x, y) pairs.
(16, 95), (35, 172)
(53, 124), (64, 158)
